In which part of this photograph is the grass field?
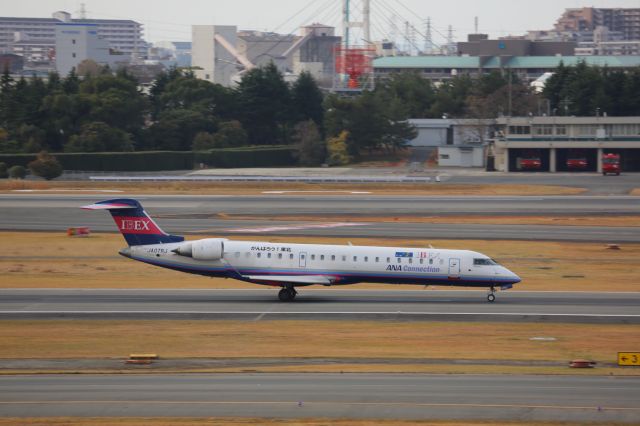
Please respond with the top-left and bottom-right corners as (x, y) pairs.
(1, 232), (638, 292)
(0, 179), (586, 196)
(1, 320), (637, 365)
(0, 419), (623, 426)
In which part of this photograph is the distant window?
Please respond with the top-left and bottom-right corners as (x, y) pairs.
(440, 154), (450, 160)
(555, 125), (567, 135)
(508, 125), (531, 135)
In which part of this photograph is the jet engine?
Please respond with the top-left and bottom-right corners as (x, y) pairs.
(172, 238), (226, 260)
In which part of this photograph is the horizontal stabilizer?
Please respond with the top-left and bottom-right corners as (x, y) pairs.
(81, 202), (137, 210)
(242, 275), (334, 285)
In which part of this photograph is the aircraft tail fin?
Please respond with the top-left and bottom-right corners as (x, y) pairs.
(81, 198), (184, 246)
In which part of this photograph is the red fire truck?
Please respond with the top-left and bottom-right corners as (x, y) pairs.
(602, 153), (621, 176)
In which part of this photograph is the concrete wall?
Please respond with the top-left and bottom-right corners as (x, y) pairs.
(438, 146), (485, 167)
(192, 25), (237, 86)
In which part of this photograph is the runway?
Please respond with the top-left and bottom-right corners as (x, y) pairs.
(2, 289), (639, 323)
(1, 194), (639, 242)
(1, 373), (638, 422)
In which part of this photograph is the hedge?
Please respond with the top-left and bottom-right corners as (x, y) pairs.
(0, 146), (297, 171)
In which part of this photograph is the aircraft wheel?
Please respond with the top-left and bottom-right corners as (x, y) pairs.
(278, 287), (296, 302)
(487, 293), (496, 303)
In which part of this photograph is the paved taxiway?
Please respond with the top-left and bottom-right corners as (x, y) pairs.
(1, 373), (638, 422)
(1, 194), (639, 242)
(2, 289), (639, 323)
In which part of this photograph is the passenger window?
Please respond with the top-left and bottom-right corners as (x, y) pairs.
(342, 255), (346, 261)
(331, 255), (335, 261)
(440, 259), (444, 265)
(245, 252), (250, 258)
(397, 258), (401, 263)
(311, 254), (315, 260)
(353, 256), (357, 262)
(321, 255), (325, 260)
(408, 258), (412, 264)
(375, 257), (379, 262)
(278, 253), (282, 259)
(364, 256), (368, 262)
(267, 253), (271, 258)
(289, 254), (294, 259)
(419, 258), (424, 264)
(257, 253), (261, 258)
(301, 254), (305, 259)
(235, 252), (240, 258)
(386, 257), (391, 263)
(429, 259), (433, 265)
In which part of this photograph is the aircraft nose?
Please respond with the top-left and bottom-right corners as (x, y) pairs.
(496, 266), (521, 284)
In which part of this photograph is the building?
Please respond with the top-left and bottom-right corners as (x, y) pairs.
(373, 55), (640, 83)
(493, 116), (640, 172)
(408, 119), (493, 168)
(148, 41), (191, 68)
(0, 53), (23, 73)
(0, 11), (146, 67)
(192, 25), (239, 86)
(458, 34), (575, 57)
(555, 8), (640, 41)
(55, 23), (122, 75)
(192, 24), (339, 88)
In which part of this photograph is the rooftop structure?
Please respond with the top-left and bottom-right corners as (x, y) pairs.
(373, 55), (640, 82)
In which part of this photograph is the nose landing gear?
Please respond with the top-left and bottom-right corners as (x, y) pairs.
(487, 286), (496, 303)
(278, 286), (297, 302)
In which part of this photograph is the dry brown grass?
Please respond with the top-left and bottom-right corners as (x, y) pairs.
(0, 180), (586, 196)
(1, 232), (639, 292)
(226, 214), (640, 227)
(1, 320), (637, 363)
(0, 419), (614, 426)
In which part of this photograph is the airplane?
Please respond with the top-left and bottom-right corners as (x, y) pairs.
(82, 198), (521, 302)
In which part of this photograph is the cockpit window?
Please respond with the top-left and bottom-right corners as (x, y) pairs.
(474, 258), (496, 266)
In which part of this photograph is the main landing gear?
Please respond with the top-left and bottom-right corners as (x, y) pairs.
(278, 286), (297, 302)
(487, 286), (496, 303)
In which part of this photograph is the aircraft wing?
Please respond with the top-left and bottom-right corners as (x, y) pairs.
(242, 275), (335, 285)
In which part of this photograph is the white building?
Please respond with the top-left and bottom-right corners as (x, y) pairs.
(192, 25), (240, 86)
(0, 11), (145, 66)
(55, 23), (119, 75)
(408, 119), (492, 168)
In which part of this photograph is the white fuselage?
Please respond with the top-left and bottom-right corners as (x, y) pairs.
(122, 239), (521, 288)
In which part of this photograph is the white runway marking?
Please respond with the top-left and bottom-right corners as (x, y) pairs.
(12, 189), (123, 193)
(225, 222), (369, 233)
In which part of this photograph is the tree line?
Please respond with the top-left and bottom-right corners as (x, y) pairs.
(1, 61), (639, 165)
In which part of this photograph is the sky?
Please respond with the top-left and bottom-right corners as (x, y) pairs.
(3, 0), (640, 44)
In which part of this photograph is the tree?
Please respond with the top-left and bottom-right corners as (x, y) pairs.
(192, 132), (216, 151)
(293, 120), (325, 166)
(0, 162), (7, 178)
(212, 120), (248, 148)
(236, 63), (291, 145)
(326, 131), (351, 166)
(8, 165), (26, 179)
(65, 122), (133, 152)
(28, 151), (63, 180)
(291, 72), (324, 129)
(144, 109), (216, 151)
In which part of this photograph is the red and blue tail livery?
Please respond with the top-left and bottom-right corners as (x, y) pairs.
(81, 199), (184, 246)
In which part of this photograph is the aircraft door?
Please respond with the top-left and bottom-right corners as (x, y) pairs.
(299, 252), (307, 268)
(448, 258), (460, 277)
